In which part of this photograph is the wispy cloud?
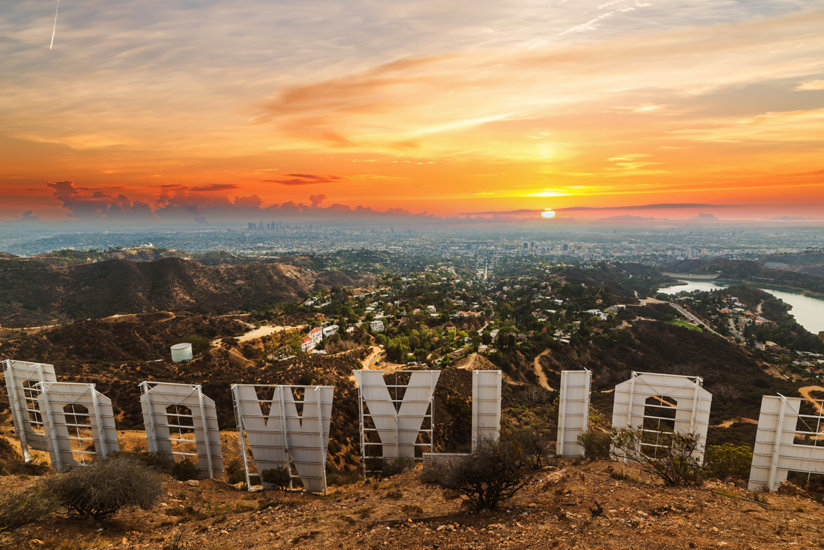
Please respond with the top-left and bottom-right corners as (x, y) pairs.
(264, 174), (342, 186)
(559, 203), (737, 211)
(189, 184), (239, 192)
(795, 80), (824, 91)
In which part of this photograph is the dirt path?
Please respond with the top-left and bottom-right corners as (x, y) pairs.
(361, 346), (384, 370)
(713, 417), (758, 428)
(799, 386), (824, 415)
(237, 324), (304, 343)
(533, 348), (555, 391)
(456, 353), (484, 371)
(349, 346), (392, 383)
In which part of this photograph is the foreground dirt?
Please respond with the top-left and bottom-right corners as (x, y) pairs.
(3, 460), (824, 549)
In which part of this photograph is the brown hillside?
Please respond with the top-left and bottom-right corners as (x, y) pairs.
(0, 257), (364, 327)
(2, 461), (823, 549)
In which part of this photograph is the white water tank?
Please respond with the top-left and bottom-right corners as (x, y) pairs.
(171, 343), (193, 362)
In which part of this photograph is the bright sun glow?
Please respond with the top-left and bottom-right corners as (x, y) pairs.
(527, 189), (570, 198)
(541, 208), (556, 219)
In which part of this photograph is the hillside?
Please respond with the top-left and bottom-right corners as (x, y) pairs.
(0, 256), (367, 327)
(527, 309), (802, 447)
(1, 251), (822, 547)
(759, 249), (824, 278)
(0, 313), (489, 471)
(664, 258), (824, 295)
(1, 459), (823, 549)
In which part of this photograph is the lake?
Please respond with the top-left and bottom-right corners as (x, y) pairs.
(658, 280), (824, 335)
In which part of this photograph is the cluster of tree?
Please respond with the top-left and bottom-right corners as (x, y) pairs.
(744, 320), (824, 352)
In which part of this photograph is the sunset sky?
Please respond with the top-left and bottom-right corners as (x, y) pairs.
(1, 1), (823, 224)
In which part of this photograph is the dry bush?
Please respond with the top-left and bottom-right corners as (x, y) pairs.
(577, 430), (611, 460)
(0, 484), (57, 533)
(609, 427), (704, 487)
(512, 428), (547, 469)
(46, 455), (163, 520)
(422, 437), (532, 511)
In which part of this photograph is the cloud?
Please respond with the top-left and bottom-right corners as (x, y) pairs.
(47, 181), (154, 220)
(460, 203), (738, 217)
(4, 4), (823, 218)
(795, 80), (824, 91)
(558, 203), (736, 211)
(40, 181), (435, 224)
(309, 194), (327, 208)
(691, 212), (718, 221)
(264, 174), (342, 186)
(14, 210), (39, 224)
(460, 209), (539, 216)
(189, 184), (239, 192)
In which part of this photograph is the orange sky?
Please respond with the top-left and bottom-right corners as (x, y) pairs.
(1, 1), (823, 223)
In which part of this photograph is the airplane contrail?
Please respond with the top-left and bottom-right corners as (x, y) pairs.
(49, 0), (61, 51)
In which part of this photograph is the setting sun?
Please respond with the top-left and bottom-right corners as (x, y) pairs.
(541, 209), (557, 219)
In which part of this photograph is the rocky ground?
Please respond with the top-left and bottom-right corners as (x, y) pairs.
(2, 458), (824, 549)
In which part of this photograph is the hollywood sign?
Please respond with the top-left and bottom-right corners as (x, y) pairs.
(2, 360), (501, 493)
(2, 358), (820, 492)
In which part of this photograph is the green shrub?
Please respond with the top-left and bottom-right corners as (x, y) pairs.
(226, 459), (246, 485)
(0, 484), (57, 533)
(362, 457), (415, 478)
(704, 443), (753, 481)
(577, 430), (611, 460)
(134, 451), (175, 472)
(46, 455), (163, 520)
(131, 452), (199, 481)
(381, 457), (415, 477)
(261, 467), (291, 491)
(181, 333), (211, 355)
(171, 459), (200, 481)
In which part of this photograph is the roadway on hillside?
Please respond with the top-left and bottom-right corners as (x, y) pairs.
(642, 298), (724, 339)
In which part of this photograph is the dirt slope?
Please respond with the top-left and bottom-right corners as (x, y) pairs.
(2, 461), (823, 549)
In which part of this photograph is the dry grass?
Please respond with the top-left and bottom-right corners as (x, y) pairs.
(1, 459), (823, 549)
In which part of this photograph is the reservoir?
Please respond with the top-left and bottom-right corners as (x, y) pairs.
(658, 281), (824, 335)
